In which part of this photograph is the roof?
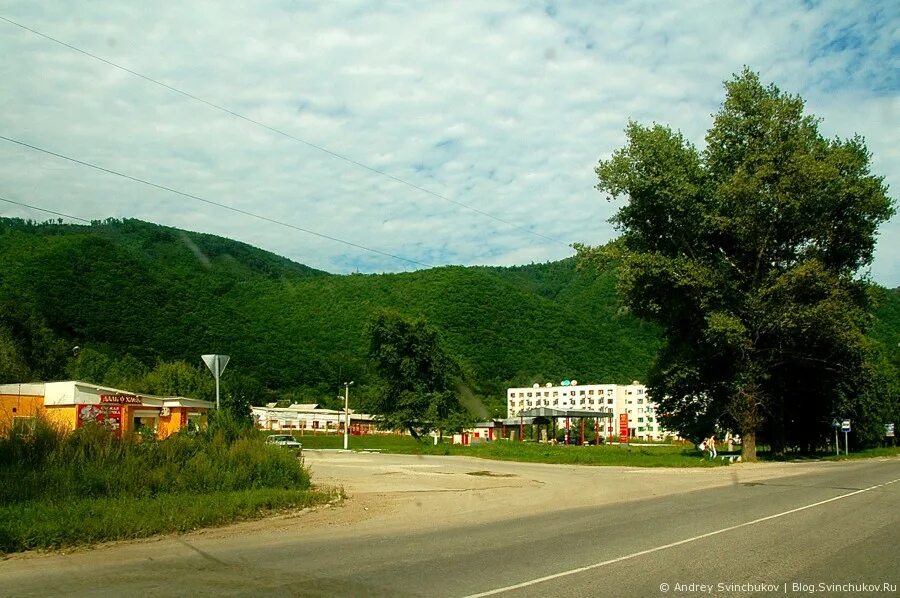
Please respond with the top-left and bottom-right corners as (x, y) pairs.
(163, 397), (214, 409)
(515, 407), (614, 419)
(0, 383), (45, 396)
(1, 381), (212, 409)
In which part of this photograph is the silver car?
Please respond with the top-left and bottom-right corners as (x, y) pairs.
(265, 434), (303, 450)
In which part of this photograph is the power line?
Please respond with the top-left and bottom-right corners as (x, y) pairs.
(0, 195), (92, 223)
(0, 15), (568, 248)
(0, 135), (434, 269)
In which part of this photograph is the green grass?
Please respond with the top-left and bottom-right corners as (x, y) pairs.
(0, 487), (340, 553)
(290, 433), (725, 467)
(0, 414), (332, 553)
(820, 446), (900, 461)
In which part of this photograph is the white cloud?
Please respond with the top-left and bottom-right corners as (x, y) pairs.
(0, 0), (897, 285)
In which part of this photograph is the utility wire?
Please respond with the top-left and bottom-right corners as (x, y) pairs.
(0, 135), (434, 269)
(0, 15), (568, 248)
(0, 195), (92, 223)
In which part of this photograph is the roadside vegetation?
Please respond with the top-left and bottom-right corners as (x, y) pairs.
(290, 434), (728, 467)
(0, 414), (338, 554)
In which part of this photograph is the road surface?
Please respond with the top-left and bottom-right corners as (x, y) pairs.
(1, 451), (897, 597)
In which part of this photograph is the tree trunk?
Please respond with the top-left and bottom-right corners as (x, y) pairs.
(741, 429), (757, 462)
(407, 425), (420, 441)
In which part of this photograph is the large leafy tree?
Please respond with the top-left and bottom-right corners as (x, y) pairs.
(578, 69), (895, 460)
(367, 310), (471, 439)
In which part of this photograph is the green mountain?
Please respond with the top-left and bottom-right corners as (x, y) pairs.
(1, 217), (896, 415)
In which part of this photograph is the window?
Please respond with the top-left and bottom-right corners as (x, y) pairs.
(607, 399), (613, 405)
(553, 399), (558, 406)
(526, 392), (532, 397)
(638, 398), (643, 404)
(580, 399), (585, 405)
(518, 392), (524, 398)
(552, 391), (558, 397)
(11, 416), (36, 434)
(638, 417), (644, 423)
(588, 389), (594, 395)
(579, 390), (585, 396)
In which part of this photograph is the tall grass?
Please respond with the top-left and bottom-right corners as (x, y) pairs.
(0, 412), (327, 552)
(0, 413), (309, 504)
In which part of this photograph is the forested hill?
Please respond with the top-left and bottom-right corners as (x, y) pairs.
(1, 217), (896, 414)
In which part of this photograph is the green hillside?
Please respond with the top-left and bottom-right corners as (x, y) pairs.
(1, 217), (896, 416)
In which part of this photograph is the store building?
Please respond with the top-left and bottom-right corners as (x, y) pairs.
(0, 381), (213, 438)
(251, 403), (378, 435)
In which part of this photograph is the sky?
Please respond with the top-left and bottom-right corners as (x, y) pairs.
(1, 1), (898, 285)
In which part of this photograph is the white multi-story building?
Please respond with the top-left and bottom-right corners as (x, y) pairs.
(506, 380), (673, 442)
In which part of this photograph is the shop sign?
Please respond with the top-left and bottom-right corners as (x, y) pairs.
(77, 404), (123, 436)
(100, 394), (143, 405)
(619, 413), (629, 443)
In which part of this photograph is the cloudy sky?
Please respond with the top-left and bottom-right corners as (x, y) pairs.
(1, 1), (897, 285)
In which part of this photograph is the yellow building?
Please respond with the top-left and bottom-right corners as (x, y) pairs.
(0, 381), (212, 438)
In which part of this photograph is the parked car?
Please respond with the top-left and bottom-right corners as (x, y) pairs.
(265, 434), (302, 451)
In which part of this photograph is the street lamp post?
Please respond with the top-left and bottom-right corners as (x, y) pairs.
(343, 381), (354, 450)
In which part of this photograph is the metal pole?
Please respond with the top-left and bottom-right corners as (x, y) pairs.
(343, 382), (351, 451)
(835, 429), (839, 456)
(844, 430), (849, 455)
(214, 354), (220, 410)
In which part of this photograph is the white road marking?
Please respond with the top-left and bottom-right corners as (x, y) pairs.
(463, 477), (900, 597)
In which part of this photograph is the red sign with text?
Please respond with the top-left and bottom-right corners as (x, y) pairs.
(100, 394), (143, 405)
(619, 413), (629, 443)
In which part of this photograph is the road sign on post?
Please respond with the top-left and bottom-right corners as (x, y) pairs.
(202, 354), (230, 410)
(841, 419), (851, 455)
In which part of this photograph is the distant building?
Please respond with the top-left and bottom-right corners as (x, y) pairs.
(251, 403), (378, 435)
(505, 380), (674, 442)
(0, 381), (212, 438)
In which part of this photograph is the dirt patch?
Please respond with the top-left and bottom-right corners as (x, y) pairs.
(466, 470), (516, 477)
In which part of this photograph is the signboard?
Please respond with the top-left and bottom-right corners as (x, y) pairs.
(886, 424), (895, 438)
(100, 394), (142, 405)
(841, 419), (851, 432)
(77, 404), (123, 437)
(202, 354), (230, 376)
(619, 413), (629, 443)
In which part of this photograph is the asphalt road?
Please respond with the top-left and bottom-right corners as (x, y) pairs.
(1, 455), (897, 597)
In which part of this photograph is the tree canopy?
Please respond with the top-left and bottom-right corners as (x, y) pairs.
(578, 69), (896, 460)
(367, 310), (471, 439)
